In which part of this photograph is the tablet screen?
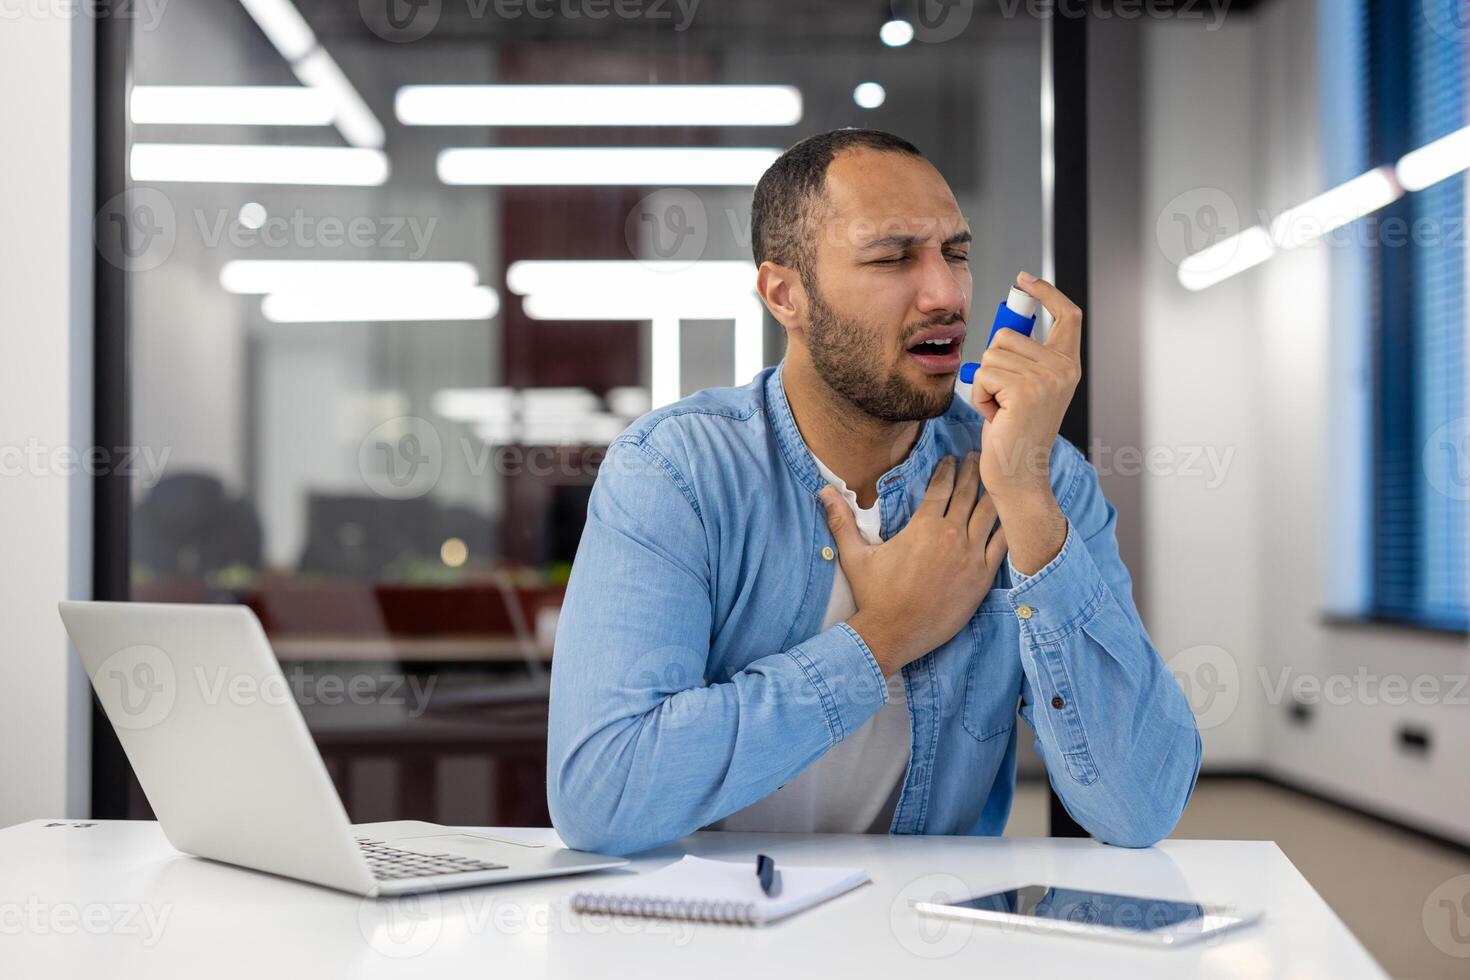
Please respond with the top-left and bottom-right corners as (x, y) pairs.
(954, 885), (1207, 933)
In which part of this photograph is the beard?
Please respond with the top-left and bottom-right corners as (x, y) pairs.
(804, 280), (959, 423)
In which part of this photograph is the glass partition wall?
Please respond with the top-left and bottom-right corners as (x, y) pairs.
(99, 0), (1048, 825)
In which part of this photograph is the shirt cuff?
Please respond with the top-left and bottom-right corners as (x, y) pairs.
(784, 622), (889, 744)
(1006, 521), (1107, 642)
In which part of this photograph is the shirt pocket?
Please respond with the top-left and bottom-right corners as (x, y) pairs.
(962, 588), (1024, 742)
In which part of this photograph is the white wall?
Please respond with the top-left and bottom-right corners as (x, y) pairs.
(0, 9), (95, 825)
(1138, 0), (1470, 843)
(1139, 16), (1266, 769)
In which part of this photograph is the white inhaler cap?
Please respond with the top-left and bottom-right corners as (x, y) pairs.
(1004, 287), (1038, 319)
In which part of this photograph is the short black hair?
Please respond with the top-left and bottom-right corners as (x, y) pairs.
(751, 129), (927, 278)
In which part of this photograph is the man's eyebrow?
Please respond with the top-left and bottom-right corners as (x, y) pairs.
(857, 230), (974, 250)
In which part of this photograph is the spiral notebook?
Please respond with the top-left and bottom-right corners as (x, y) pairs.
(570, 855), (870, 926)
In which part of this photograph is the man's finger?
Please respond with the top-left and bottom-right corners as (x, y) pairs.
(978, 346), (1039, 376)
(947, 451), (980, 524)
(818, 486), (866, 558)
(1015, 272), (1083, 359)
(968, 490), (999, 542)
(917, 455), (957, 516)
(987, 327), (1045, 361)
(984, 521), (1009, 571)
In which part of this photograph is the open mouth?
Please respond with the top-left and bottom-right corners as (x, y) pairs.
(905, 333), (964, 373)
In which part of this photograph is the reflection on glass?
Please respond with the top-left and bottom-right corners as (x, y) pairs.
(124, 0), (1043, 827)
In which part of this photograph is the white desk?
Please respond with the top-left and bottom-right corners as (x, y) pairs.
(3, 820), (1384, 979)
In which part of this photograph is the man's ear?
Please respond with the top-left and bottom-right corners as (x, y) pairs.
(756, 261), (807, 337)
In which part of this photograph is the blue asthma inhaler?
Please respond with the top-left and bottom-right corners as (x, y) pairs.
(958, 286), (1039, 384)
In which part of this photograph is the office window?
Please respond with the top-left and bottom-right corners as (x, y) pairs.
(104, 0), (1047, 822)
(1329, 0), (1469, 632)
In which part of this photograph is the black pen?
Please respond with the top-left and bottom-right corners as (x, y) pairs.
(755, 853), (782, 898)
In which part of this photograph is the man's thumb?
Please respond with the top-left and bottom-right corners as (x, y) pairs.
(819, 486), (863, 555)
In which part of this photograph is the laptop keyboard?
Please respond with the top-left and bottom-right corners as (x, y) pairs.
(356, 837), (508, 880)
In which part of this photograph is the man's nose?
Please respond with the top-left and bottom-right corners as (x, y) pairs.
(913, 251), (968, 316)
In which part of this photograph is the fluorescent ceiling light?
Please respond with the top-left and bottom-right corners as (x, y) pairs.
(507, 260), (764, 405)
(131, 86), (334, 126)
(237, 0), (315, 61)
(1395, 124), (1470, 191)
(880, 20), (914, 46)
(437, 147), (780, 186)
(293, 48), (385, 149)
(130, 143), (389, 185)
(221, 260), (479, 295)
(234, 0), (384, 147)
(1177, 225), (1275, 291)
(260, 285), (499, 322)
(1268, 165), (1402, 249)
(505, 259), (755, 298)
(396, 84), (802, 127)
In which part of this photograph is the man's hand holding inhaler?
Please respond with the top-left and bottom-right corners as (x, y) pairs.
(820, 272), (1083, 677)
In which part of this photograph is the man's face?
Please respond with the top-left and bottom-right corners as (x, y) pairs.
(799, 149), (973, 422)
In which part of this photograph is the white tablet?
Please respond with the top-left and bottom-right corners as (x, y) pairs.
(913, 883), (1263, 948)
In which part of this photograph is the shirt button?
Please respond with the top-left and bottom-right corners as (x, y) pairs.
(1016, 604), (1034, 620)
(1051, 696), (1065, 709)
(821, 546), (835, 561)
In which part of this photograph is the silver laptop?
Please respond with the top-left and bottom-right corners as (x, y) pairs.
(59, 600), (627, 896)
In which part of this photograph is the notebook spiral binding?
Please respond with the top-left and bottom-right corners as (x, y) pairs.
(572, 892), (759, 925)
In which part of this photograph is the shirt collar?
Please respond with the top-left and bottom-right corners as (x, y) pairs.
(765, 358), (942, 499)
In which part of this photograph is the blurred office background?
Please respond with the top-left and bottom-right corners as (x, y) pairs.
(2, 0), (1468, 975)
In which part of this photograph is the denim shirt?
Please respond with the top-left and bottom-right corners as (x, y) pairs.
(547, 361), (1201, 856)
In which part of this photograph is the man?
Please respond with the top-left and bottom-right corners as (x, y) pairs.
(547, 129), (1201, 856)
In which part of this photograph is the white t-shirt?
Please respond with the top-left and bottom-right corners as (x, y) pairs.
(710, 453), (911, 834)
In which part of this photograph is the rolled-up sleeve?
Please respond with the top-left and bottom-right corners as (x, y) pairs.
(1009, 446), (1202, 847)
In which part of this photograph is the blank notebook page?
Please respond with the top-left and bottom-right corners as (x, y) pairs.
(570, 855), (871, 925)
